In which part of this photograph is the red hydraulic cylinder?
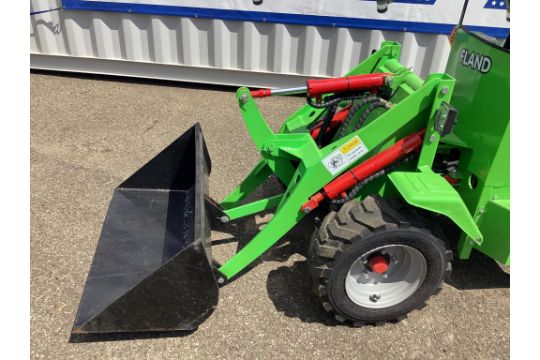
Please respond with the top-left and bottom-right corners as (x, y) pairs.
(250, 73), (391, 98)
(307, 73), (390, 97)
(250, 88), (273, 98)
(301, 129), (426, 213)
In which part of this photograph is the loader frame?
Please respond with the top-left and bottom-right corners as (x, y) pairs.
(216, 41), (482, 281)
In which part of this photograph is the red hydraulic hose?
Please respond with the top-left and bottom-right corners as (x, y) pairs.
(301, 129), (426, 213)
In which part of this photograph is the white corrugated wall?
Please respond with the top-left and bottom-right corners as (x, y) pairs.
(30, 2), (451, 87)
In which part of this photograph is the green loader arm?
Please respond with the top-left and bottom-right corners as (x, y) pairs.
(216, 42), (474, 281)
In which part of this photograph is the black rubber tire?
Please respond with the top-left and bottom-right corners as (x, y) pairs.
(307, 195), (452, 326)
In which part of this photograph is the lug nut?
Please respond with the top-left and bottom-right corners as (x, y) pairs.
(369, 294), (381, 302)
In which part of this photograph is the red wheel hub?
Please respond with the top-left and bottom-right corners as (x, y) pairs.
(368, 255), (389, 274)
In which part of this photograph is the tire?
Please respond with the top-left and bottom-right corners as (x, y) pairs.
(307, 195), (452, 326)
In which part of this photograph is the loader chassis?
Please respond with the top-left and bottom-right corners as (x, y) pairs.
(73, 27), (510, 333)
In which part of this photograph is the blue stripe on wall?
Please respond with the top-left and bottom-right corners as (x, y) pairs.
(62, 0), (509, 38)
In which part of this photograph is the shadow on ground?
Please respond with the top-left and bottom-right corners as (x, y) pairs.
(266, 260), (339, 326)
(210, 175), (323, 277)
(447, 250), (510, 290)
(69, 330), (195, 343)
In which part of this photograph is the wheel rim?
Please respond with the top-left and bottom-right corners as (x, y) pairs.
(345, 244), (427, 309)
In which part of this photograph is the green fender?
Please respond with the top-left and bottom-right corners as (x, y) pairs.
(388, 170), (483, 244)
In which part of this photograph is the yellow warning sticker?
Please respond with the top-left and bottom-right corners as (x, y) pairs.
(322, 136), (368, 176)
(340, 136), (361, 155)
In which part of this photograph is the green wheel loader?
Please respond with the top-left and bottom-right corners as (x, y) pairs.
(72, 23), (509, 333)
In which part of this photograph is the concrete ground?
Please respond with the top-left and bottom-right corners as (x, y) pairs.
(31, 73), (509, 360)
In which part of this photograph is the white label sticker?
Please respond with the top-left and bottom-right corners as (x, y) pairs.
(322, 136), (368, 175)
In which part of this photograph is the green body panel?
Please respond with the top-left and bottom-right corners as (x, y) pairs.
(443, 28), (510, 264)
(388, 170), (482, 243)
(216, 32), (509, 279)
(476, 199), (510, 264)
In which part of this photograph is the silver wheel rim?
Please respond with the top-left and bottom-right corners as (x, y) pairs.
(345, 245), (427, 309)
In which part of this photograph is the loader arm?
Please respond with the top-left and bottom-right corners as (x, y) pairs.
(217, 70), (455, 280)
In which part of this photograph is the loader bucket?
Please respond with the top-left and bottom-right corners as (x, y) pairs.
(72, 123), (219, 334)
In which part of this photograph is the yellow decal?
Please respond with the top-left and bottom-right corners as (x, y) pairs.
(340, 137), (361, 155)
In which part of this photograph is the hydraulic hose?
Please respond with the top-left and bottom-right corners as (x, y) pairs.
(307, 92), (365, 109)
(315, 103), (338, 146)
(336, 97), (392, 139)
(329, 152), (417, 206)
(336, 96), (378, 138)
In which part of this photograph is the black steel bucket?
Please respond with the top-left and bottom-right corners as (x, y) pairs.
(72, 123), (219, 333)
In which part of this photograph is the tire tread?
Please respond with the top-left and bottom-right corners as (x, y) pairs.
(308, 195), (452, 327)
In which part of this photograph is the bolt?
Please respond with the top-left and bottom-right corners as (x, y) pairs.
(303, 207), (311, 214)
(429, 134), (437, 143)
(441, 87), (449, 95)
(479, 208), (485, 214)
(369, 294), (381, 303)
(239, 93), (249, 104)
(220, 215), (230, 224)
(385, 76), (394, 86)
(217, 277), (225, 284)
